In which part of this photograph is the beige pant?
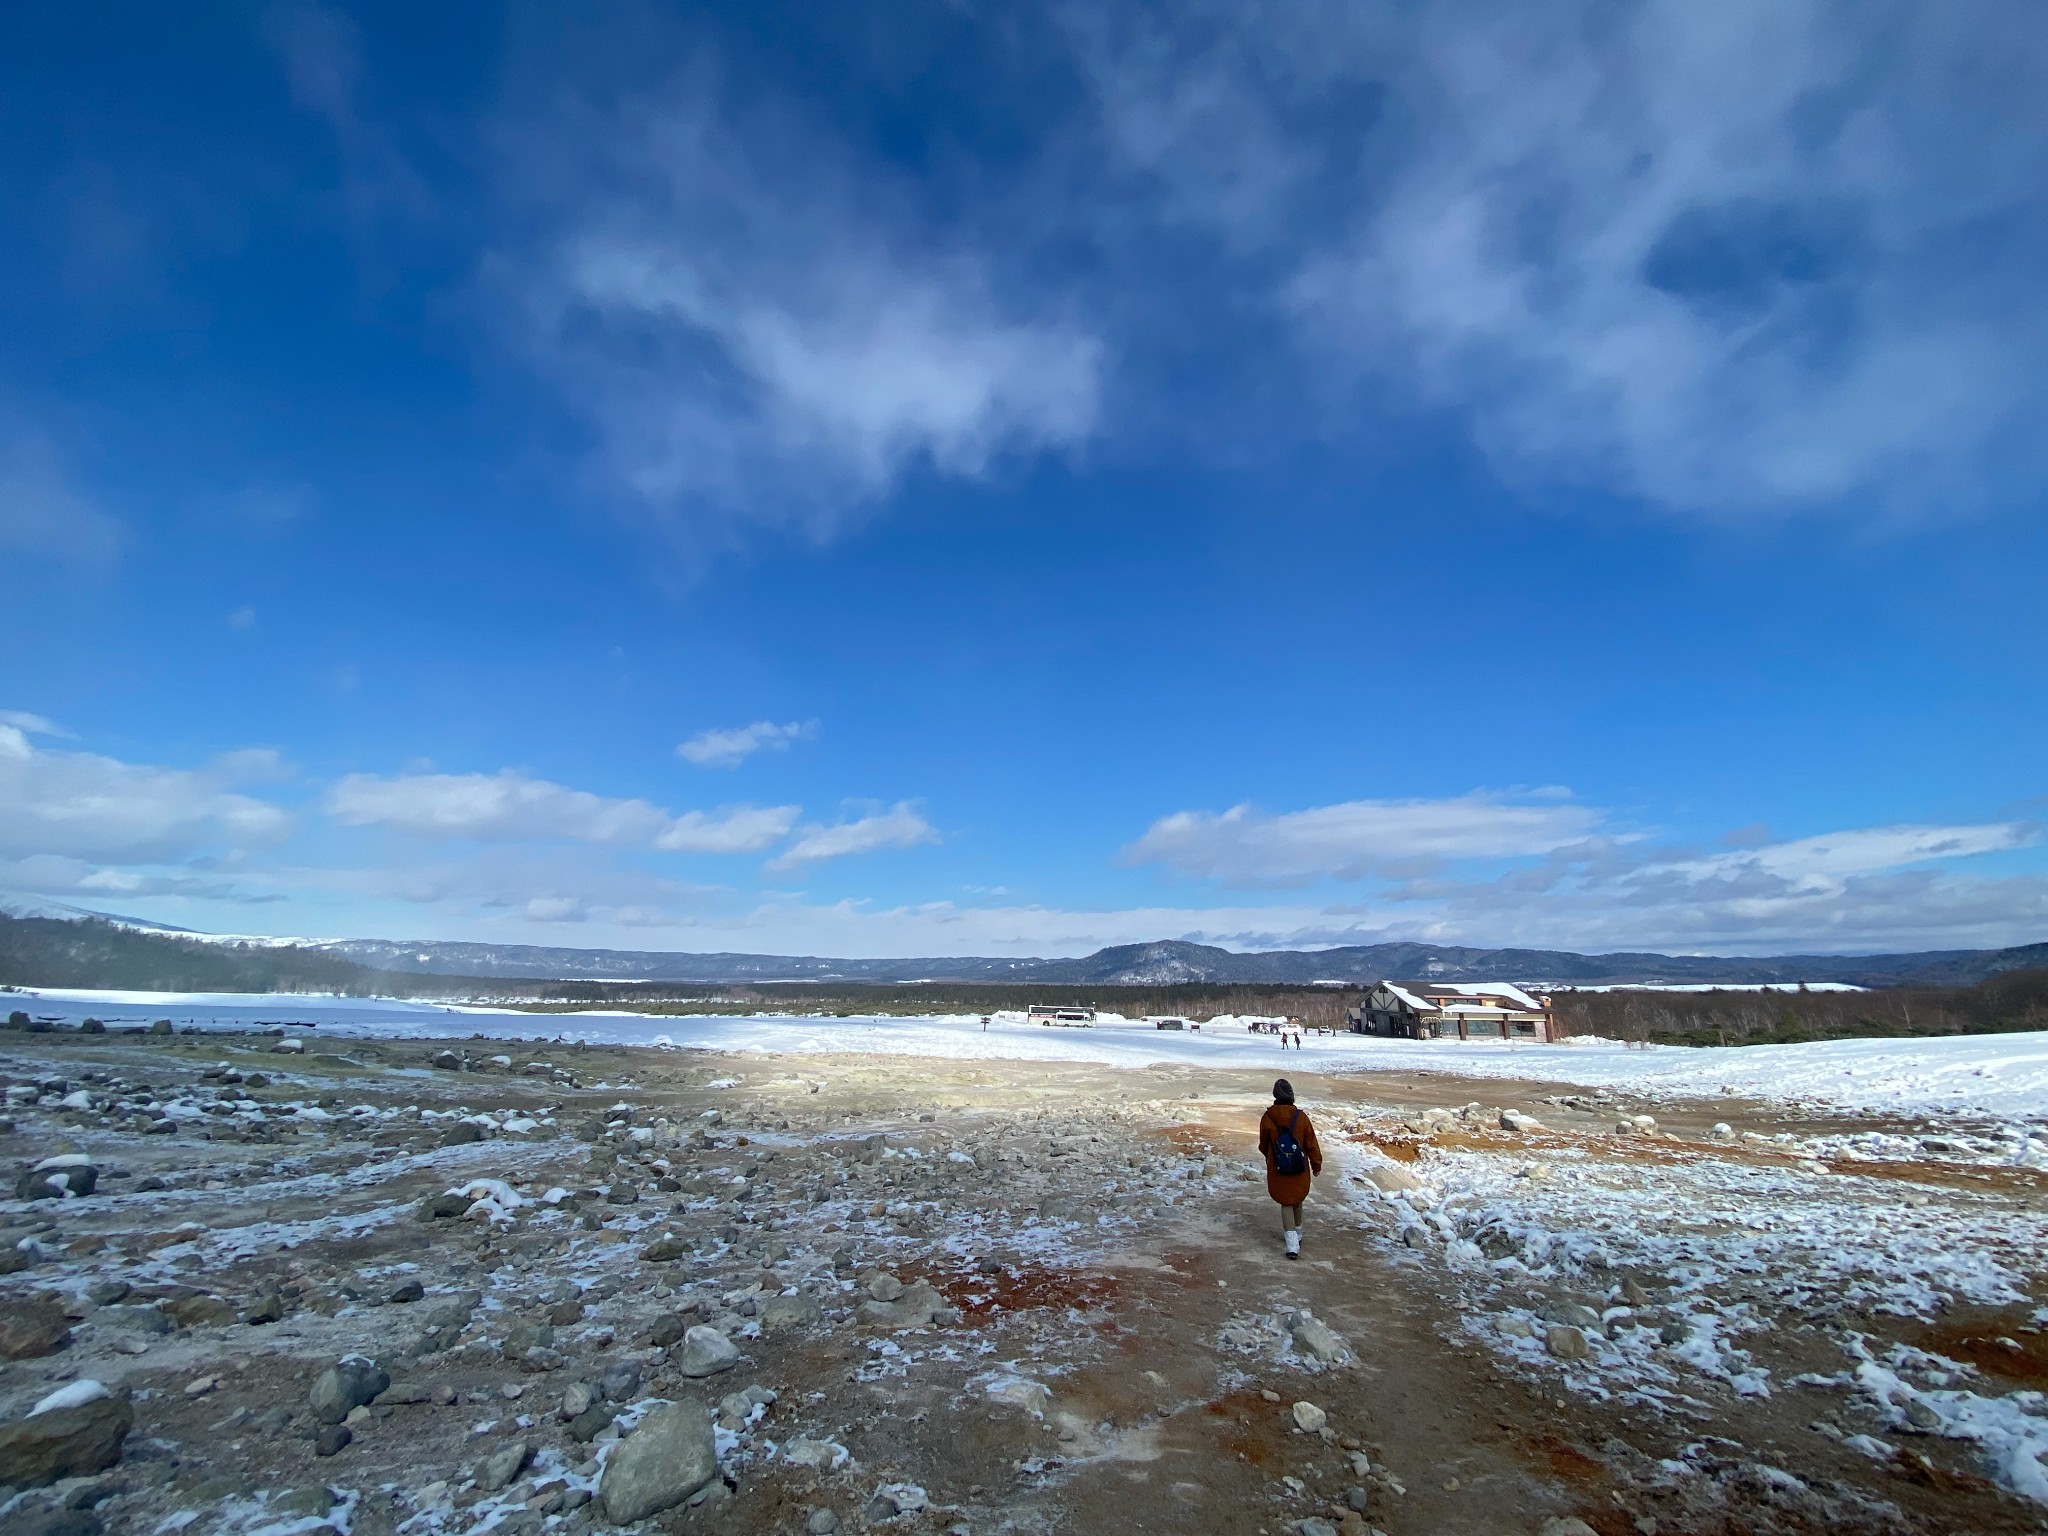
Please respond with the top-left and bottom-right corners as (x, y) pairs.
(1279, 1202), (1303, 1232)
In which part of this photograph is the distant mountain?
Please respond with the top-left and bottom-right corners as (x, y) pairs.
(2, 901), (2043, 993)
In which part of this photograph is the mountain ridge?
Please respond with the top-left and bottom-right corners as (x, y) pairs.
(2, 901), (2043, 991)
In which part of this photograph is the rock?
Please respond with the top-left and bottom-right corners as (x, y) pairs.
(784, 1435), (847, 1470)
(387, 1279), (424, 1304)
(1292, 1400), (1328, 1433)
(439, 1124), (483, 1147)
(0, 1296), (72, 1359)
(1538, 1300), (1602, 1330)
(759, 1293), (823, 1333)
(560, 1382), (597, 1419)
(1359, 1162), (1422, 1193)
(502, 1323), (554, 1361)
(313, 1424), (352, 1457)
(599, 1402), (717, 1524)
(598, 1362), (641, 1402)
(567, 1404), (615, 1443)
(417, 1193), (469, 1221)
(0, 1392), (133, 1487)
(271, 1037), (304, 1054)
(675, 1325), (739, 1377)
(374, 1382), (429, 1405)
(647, 1316), (689, 1348)
(806, 1509), (840, 1535)
(1290, 1312), (1351, 1364)
(640, 1236), (686, 1263)
(1545, 1325), (1590, 1361)
(475, 1440), (531, 1492)
(1538, 1520), (1599, 1536)
(273, 1487), (335, 1519)
(431, 1050), (461, 1070)
(242, 1285), (284, 1325)
(166, 1294), (235, 1329)
(16, 1161), (97, 1200)
(1294, 1521), (1338, 1536)
(85, 1280), (130, 1307)
(864, 1483), (928, 1521)
(863, 1271), (905, 1302)
(1401, 1225), (1430, 1249)
(310, 1357), (390, 1424)
(859, 1282), (944, 1329)
(1500, 1111), (1545, 1134)
(424, 1291), (480, 1330)
(93, 1305), (170, 1336)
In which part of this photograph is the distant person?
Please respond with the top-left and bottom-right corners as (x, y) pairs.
(1258, 1078), (1322, 1259)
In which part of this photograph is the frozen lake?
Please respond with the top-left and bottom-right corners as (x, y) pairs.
(9, 985), (2047, 1124)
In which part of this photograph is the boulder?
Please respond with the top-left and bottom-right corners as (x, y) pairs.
(474, 1440), (530, 1492)
(640, 1236), (686, 1263)
(675, 1325), (739, 1378)
(310, 1357), (390, 1424)
(16, 1161), (97, 1201)
(416, 1193), (469, 1221)
(1544, 1325), (1590, 1361)
(0, 1296), (72, 1360)
(1292, 1400), (1328, 1433)
(599, 1402), (718, 1524)
(0, 1390), (132, 1486)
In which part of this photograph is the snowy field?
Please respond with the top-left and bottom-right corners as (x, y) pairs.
(10, 985), (2048, 1124)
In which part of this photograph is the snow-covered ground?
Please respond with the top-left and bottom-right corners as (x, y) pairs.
(10, 986), (2048, 1124)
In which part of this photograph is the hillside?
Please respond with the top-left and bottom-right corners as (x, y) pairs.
(2, 906), (2044, 994)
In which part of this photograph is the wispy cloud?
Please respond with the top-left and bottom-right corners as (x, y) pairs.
(768, 802), (940, 872)
(1125, 791), (1604, 886)
(0, 423), (123, 562)
(326, 768), (798, 854)
(494, 59), (1101, 540)
(1068, 0), (2048, 515)
(677, 719), (816, 769)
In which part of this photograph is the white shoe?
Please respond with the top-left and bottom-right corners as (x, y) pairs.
(1284, 1230), (1301, 1258)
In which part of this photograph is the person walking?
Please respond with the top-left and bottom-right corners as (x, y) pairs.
(1258, 1078), (1322, 1259)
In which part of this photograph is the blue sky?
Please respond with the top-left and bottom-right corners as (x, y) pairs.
(3, 0), (2045, 958)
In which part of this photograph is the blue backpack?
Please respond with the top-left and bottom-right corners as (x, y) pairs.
(1271, 1107), (1307, 1177)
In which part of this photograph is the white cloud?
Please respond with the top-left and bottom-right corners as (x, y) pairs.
(1125, 791), (1604, 886)
(678, 719), (816, 769)
(1071, 0), (2048, 514)
(497, 70), (1101, 537)
(0, 711), (71, 738)
(0, 424), (123, 561)
(0, 724), (292, 863)
(768, 803), (940, 872)
(325, 768), (798, 854)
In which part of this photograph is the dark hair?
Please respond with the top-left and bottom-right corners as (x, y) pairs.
(1272, 1078), (1295, 1104)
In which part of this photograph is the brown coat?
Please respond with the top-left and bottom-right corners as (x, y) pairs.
(1258, 1102), (1322, 1206)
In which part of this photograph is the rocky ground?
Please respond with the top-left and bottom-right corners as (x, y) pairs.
(1, 1026), (2045, 1536)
